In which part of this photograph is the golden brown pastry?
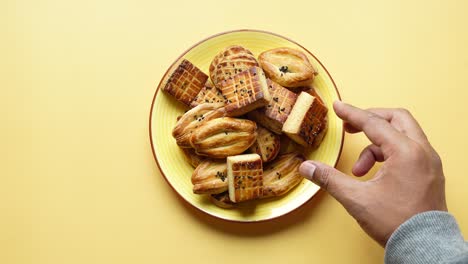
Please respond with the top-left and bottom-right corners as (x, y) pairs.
(249, 126), (280, 162)
(180, 148), (205, 168)
(210, 192), (234, 209)
(247, 79), (298, 134)
(161, 58), (208, 106)
(279, 134), (304, 155)
(189, 79), (226, 108)
(227, 154), (263, 202)
(172, 103), (226, 148)
(219, 67), (271, 116)
(263, 152), (305, 198)
(191, 160), (227, 194)
(301, 85), (324, 105)
(189, 117), (257, 158)
(209, 45), (258, 86)
(282, 92), (328, 148)
(258, 47), (316, 88)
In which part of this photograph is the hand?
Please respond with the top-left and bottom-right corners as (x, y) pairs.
(299, 101), (447, 246)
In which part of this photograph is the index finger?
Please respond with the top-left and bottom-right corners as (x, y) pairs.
(366, 108), (428, 144)
(334, 101), (409, 151)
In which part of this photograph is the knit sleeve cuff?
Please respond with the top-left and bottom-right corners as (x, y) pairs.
(384, 211), (466, 264)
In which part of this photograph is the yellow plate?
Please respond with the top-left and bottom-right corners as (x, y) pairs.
(149, 30), (343, 222)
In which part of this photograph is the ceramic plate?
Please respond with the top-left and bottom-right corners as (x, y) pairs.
(149, 30), (343, 222)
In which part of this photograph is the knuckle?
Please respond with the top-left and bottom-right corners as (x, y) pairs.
(364, 113), (384, 128)
(396, 107), (411, 116)
(316, 167), (332, 190)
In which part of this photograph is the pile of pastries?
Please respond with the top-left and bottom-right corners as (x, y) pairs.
(162, 45), (328, 208)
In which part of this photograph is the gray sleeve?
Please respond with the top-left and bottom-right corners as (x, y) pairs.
(385, 211), (468, 264)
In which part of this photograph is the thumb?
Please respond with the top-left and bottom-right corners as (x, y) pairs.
(299, 160), (362, 206)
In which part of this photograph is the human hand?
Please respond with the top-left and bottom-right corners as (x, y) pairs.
(299, 101), (447, 246)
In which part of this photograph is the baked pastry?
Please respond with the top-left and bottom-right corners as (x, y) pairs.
(301, 85), (324, 105)
(189, 117), (257, 158)
(210, 192), (234, 209)
(191, 160), (228, 194)
(263, 152), (305, 198)
(189, 79), (226, 108)
(181, 148), (205, 168)
(249, 126), (280, 162)
(278, 134), (303, 155)
(209, 45), (258, 86)
(172, 103), (226, 148)
(258, 47), (316, 88)
(219, 67), (271, 116)
(162, 58), (208, 106)
(227, 154), (263, 202)
(282, 92), (328, 148)
(247, 79), (298, 134)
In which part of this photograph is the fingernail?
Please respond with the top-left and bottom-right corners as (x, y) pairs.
(299, 161), (316, 181)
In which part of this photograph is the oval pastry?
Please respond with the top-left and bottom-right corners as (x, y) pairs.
(189, 117), (257, 158)
(258, 47), (316, 88)
(191, 160), (228, 194)
(262, 152), (305, 198)
(172, 103), (226, 148)
(209, 45), (259, 86)
(249, 126), (280, 162)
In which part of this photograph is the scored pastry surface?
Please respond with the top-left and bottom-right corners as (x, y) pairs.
(219, 66), (271, 116)
(247, 79), (298, 134)
(162, 58), (208, 106)
(227, 154), (263, 203)
(282, 92), (328, 147)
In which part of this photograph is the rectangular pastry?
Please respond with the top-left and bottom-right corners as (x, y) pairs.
(227, 154), (263, 203)
(282, 91), (328, 148)
(219, 67), (271, 117)
(161, 58), (208, 106)
(247, 79), (298, 134)
(189, 79), (226, 108)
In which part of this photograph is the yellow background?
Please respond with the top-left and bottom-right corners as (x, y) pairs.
(2, 0), (467, 263)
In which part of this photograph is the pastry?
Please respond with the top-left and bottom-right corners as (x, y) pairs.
(247, 79), (298, 134)
(249, 126), (280, 162)
(219, 66), (271, 116)
(227, 154), (263, 202)
(209, 45), (258, 86)
(191, 160), (228, 194)
(258, 47), (316, 88)
(190, 79), (226, 108)
(301, 85), (324, 105)
(162, 58), (208, 106)
(263, 152), (305, 198)
(282, 92), (328, 148)
(189, 117), (257, 158)
(210, 192), (234, 209)
(180, 148), (205, 168)
(172, 103), (226, 148)
(278, 134), (303, 155)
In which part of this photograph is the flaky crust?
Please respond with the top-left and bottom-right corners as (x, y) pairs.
(180, 148), (205, 168)
(189, 79), (226, 108)
(258, 47), (316, 88)
(249, 126), (280, 162)
(172, 103), (226, 148)
(191, 160), (228, 194)
(219, 66), (271, 116)
(262, 152), (305, 198)
(162, 58), (208, 106)
(247, 79), (298, 134)
(189, 117), (257, 158)
(210, 192), (234, 208)
(209, 45), (258, 86)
